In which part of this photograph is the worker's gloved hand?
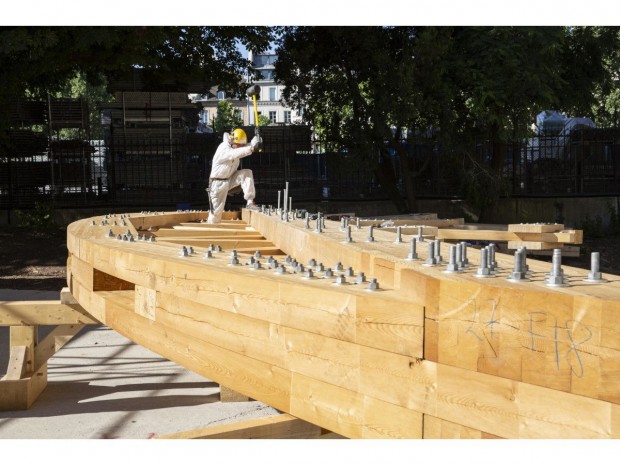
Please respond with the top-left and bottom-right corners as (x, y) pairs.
(250, 136), (262, 150)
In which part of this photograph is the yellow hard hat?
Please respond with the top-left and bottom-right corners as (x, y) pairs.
(230, 128), (247, 145)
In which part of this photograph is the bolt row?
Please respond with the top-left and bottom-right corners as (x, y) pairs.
(177, 246), (381, 291)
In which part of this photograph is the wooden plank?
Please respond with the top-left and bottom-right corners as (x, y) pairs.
(423, 415), (501, 438)
(34, 324), (84, 371)
(508, 223), (565, 233)
(154, 237), (275, 250)
(135, 285), (157, 321)
(156, 229), (263, 237)
(10, 326), (36, 376)
(437, 228), (581, 244)
(98, 290), (292, 413)
(0, 364), (48, 410)
(0, 301), (99, 326)
(155, 414), (321, 439)
(357, 218), (463, 227)
(219, 385), (250, 402)
(2, 346), (28, 381)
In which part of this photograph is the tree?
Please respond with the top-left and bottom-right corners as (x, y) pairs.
(276, 27), (423, 212)
(213, 100), (243, 132)
(53, 71), (114, 140)
(257, 114), (271, 126)
(275, 26), (620, 216)
(0, 26), (277, 134)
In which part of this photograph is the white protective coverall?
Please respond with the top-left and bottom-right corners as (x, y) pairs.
(207, 132), (258, 224)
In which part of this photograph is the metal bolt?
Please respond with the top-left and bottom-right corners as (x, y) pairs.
(345, 225), (353, 243)
(204, 250), (214, 259)
(546, 249), (568, 287)
(417, 226), (424, 242)
(488, 243), (497, 271)
(116, 234), (122, 241)
(230, 250), (238, 259)
(443, 245), (462, 273)
(406, 237), (419, 260)
(179, 246), (188, 257)
(107, 229), (114, 238)
(275, 264), (286, 274)
(230, 256), (240, 266)
(150, 236), (156, 242)
(188, 246), (194, 255)
(367, 225), (375, 242)
(295, 263), (305, 273)
(252, 261), (262, 270)
(520, 246), (529, 273)
(584, 251), (608, 283)
(304, 214), (310, 229)
(474, 248), (493, 278)
(334, 274), (347, 285)
(254, 250), (262, 259)
(366, 278), (379, 291)
(460, 242), (469, 267)
(334, 261), (344, 271)
(285, 255), (293, 264)
(356, 272), (366, 284)
(315, 262), (324, 272)
(323, 268), (334, 278)
(308, 258), (317, 267)
(246, 256), (256, 266)
(345, 267), (354, 277)
(507, 249), (529, 282)
(356, 217), (361, 230)
(434, 239), (443, 263)
(456, 242), (463, 270)
(303, 269), (315, 279)
(394, 226), (403, 243)
(424, 241), (437, 266)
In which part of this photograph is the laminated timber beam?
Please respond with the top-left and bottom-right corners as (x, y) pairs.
(0, 301), (99, 326)
(154, 413), (322, 439)
(64, 209), (620, 438)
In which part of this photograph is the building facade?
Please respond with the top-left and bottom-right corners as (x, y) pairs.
(193, 51), (301, 132)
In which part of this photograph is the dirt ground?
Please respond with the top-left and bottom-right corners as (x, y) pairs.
(0, 226), (67, 291)
(0, 222), (619, 291)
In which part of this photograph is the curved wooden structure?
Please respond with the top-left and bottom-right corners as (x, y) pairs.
(64, 208), (620, 439)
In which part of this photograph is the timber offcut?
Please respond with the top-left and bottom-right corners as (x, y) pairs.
(29, 207), (620, 438)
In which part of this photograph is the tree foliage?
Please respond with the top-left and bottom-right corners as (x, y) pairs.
(275, 26), (620, 215)
(213, 100), (243, 132)
(0, 26), (277, 133)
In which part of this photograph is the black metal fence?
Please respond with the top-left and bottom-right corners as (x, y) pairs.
(2, 126), (620, 213)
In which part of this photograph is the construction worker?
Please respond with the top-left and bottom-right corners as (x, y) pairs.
(206, 128), (261, 224)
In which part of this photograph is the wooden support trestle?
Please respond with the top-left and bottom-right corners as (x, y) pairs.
(0, 288), (99, 410)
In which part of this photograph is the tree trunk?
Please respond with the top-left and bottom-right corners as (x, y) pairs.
(374, 150), (408, 213)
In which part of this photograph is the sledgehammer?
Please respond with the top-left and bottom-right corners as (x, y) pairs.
(246, 84), (263, 151)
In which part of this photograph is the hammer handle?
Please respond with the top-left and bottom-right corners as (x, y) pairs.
(252, 95), (259, 131)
